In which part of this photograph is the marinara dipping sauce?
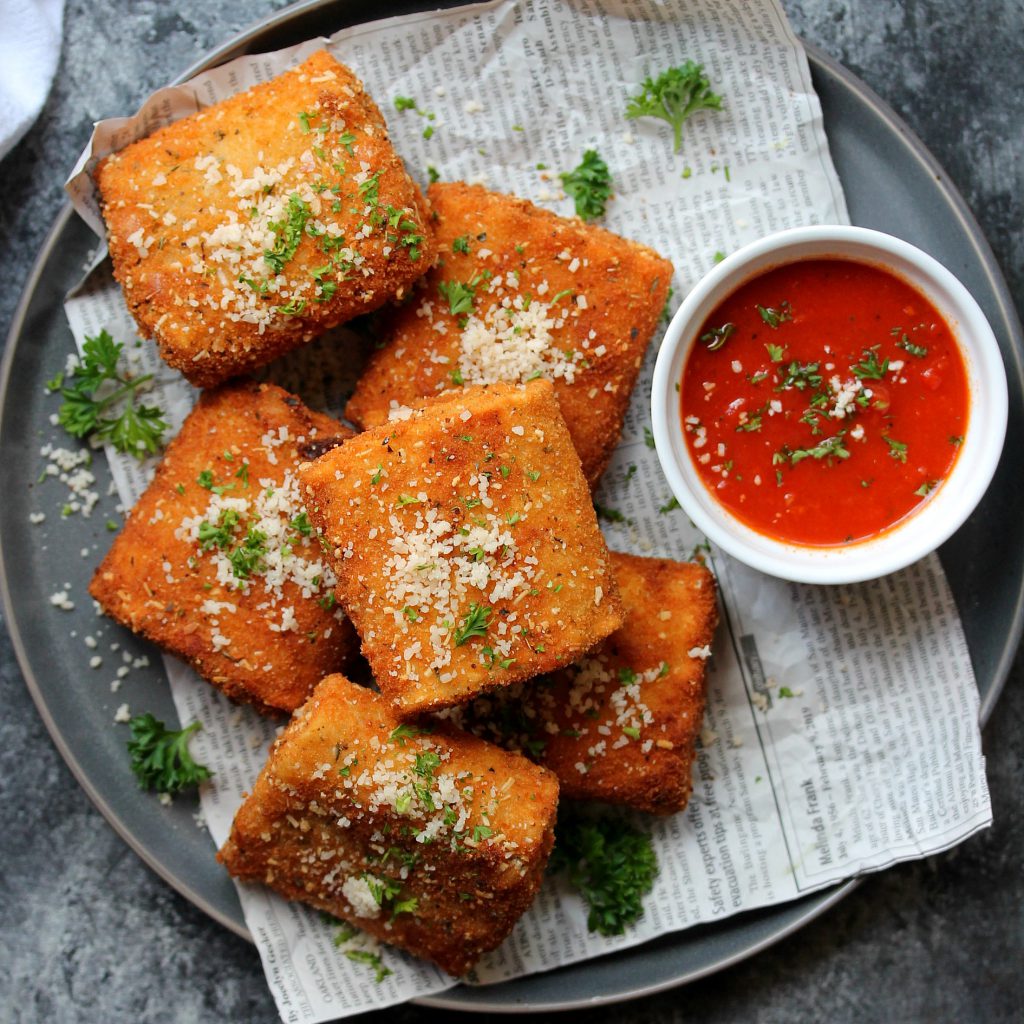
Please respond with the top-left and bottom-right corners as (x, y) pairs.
(680, 258), (969, 546)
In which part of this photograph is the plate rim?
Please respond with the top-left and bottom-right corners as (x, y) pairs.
(1, 2), (1020, 1013)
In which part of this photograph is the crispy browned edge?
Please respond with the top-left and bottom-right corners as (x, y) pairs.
(95, 50), (437, 388)
(89, 380), (358, 713)
(218, 673), (559, 976)
(345, 181), (674, 485)
(299, 379), (624, 717)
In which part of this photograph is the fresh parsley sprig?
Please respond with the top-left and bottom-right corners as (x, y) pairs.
(57, 330), (168, 458)
(127, 713), (213, 794)
(550, 811), (659, 936)
(559, 149), (613, 221)
(625, 61), (723, 153)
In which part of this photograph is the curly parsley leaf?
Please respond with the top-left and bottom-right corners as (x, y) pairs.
(453, 602), (491, 645)
(559, 149), (613, 221)
(550, 812), (659, 936)
(625, 61), (724, 153)
(57, 330), (168, 458)
(127, 713), (212, 794)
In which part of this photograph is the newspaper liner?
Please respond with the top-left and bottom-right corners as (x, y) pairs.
(61, 0), (991, 1018)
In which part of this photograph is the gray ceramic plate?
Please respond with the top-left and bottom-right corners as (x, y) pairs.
(2, 0), (1022, 1013)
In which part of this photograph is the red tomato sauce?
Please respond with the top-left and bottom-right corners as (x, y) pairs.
(680, 258), (969, 546)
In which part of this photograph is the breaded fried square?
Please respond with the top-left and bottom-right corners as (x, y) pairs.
(345, 182), (674, 485)
(90, 381), (356, 713)
(95, 50), (436, 388)
(444, 552), (718, 815)
(218, 673), (559, 977)
(299, 380), (623, 716)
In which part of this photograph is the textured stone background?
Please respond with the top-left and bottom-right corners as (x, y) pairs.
(1, 2), (1021, 1022)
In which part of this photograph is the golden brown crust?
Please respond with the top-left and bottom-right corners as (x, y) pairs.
(95, 50), (437, 388)
(89, 381), (357, 713)
(299, 379), (623, 717)
(444, 551), (718, 815)
(218, 673), (559, 976)
(345, 182), (674, 485)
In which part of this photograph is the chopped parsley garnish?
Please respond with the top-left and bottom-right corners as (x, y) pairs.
(756, 301), (792, 328)
(594, 503), (631, 525)
(396, 494), (422, 507)
(389, 722), (429, 745)
(227, 526), (268, 579)
(197, 508), (239, 550)
(290, 511), (312, 536)
(897, 333), (928, 358)
(197, 469), (215, 490)
(344, 949), (392, 983)
(438, 275), (482, 317)
(452, 235), (472, 254)
(701, 322), (735, 351)
(358, 171), (382, 208)
(643, 426), (656, 449)
(778, 686), (796, 698)
(851, 346), (889, 380)
(624, 60), (723, 153)
(550, 812), (658, 936)
(765, 342), (786, 362)
(449, 367), (465, 385)
(394, 95), (417, 111)
(275, 298), (306, 316)
(776, 360), (822, 392)
(264, 193), (311, 274)
(427, 164), (440, 183)
(126, 713), (212, 794)
(659, 496), (681, 513)
(559, 149), (613, 221)
(884, 436), (908, 463)
(774, 433), (850, 467)
(472, 825), (493, 843)
(949, 435), (964, 447)
(914, 480), (937, 497)
(56, 329), (168, 458)
(453, 603), (491, 645)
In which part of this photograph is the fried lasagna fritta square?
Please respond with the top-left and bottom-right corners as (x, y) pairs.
(95, 50), (436, 387)
(219, 673), (559, 977)
(90, 381), (356, 713)
(443, 552), (718, 814)
(299, 380), (623, 716)
(345, 182), (674, 485)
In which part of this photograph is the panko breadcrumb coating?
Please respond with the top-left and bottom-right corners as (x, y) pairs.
(345, 182), (674, 485)
(95, 50), (436, 388)
(299, 380), (623, 717)
(219, 673), (559, 977)
(442, 551), (718, 814)
(90, 381), (356, 713)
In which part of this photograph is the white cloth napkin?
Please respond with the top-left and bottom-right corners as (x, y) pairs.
(0, 0), (64, 160)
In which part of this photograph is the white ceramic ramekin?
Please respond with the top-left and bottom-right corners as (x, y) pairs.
(651, 225), (1008, 584)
